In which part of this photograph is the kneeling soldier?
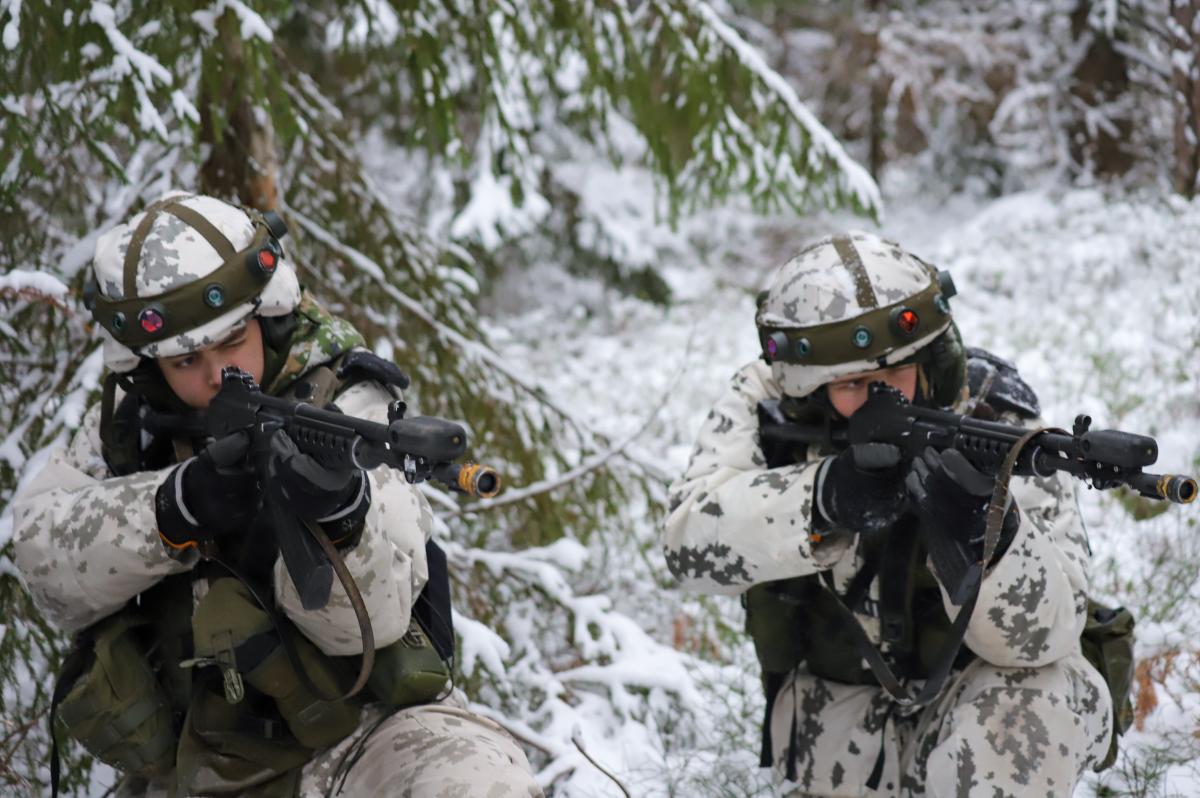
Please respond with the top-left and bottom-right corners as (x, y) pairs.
(664, 233), (1115, 797)
(14, 192), (542, 797)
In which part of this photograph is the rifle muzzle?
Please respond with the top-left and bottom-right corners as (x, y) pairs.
(438, 463), (502, 499)
(1160, 474), (1198, 504)
(1135, 472), (1199, 504)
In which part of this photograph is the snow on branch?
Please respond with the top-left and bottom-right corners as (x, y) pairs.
(440, 529), (720, 793)
(87, 1), (173, 138)
(1, 0), (20, 50)
(679, 0), (881, 215)
(191, 0), (274, 43)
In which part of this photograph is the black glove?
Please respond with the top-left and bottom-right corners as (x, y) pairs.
(266, 430), (371, 547)
(155, 432), (259, 549)
(815, 442), (908, 535)
(904, 447), (1020, 605)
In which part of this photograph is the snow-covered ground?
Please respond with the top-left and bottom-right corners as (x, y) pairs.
(467, 167), (1200, 795)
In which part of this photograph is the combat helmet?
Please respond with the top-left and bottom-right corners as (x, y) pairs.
(84, 192), (302, 373)
(756, 231), (966, 406)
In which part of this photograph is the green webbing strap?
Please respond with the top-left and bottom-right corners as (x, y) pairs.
(123, 195), (194, 299)
(164, 203), (237, 261)
(98, 372), (121, 468)
(831, 234), (879, 309)
(49, 637), (95, 798)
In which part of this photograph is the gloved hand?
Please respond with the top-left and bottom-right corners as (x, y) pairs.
(904, 447), (1020, 604)
(815, 442), (908, 535)
(266, 429), (370, 546)
(155, 432), (259, 549)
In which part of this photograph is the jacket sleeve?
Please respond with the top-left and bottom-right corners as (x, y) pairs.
(11, 402), (192, 634)
(273, 380), (434, 656)
(953, 429), (1092, 667)
(662, 361), (854, 595)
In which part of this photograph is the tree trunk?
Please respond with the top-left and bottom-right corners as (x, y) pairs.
(198, 10), (280, 210)
(1068, 1), (1134, 177)
(1171, 0), (1200, 197)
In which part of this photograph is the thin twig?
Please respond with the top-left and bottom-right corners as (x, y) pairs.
(449, 384), (670, 514)
(572, 731), (632, 798)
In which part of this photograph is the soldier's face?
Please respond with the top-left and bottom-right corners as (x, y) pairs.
(157, 318), (266, 409)
(826, 364), (917, 418)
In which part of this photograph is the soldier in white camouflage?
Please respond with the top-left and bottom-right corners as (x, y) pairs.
(663, 232), (1113, 797)
(13, 192), (541, 797)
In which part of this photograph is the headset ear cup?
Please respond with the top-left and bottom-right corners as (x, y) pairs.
(925, 323), (967, 407)
(931, 321), (969, 405)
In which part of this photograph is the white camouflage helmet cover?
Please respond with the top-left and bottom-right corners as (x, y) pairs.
(756, 231), (953, 398)
(91, 192), (302, 372)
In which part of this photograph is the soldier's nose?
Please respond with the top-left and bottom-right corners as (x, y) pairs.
(207, 363), (227, 388)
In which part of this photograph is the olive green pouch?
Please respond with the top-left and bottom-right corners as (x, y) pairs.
(367, 620), (451, 709)
(244, 636), (363, 750)
(1080, 598), (1136, 771)
(190, 578), (361, 751)
(55, 610), (176, 780)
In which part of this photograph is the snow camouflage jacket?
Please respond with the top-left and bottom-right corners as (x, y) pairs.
(663, 358), (1092, 670)
(12, 293), (435, 656)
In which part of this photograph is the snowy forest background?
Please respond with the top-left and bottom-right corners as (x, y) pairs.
(1, 1), (1199, 796)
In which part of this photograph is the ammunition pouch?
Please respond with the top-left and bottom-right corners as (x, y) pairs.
(189, 578), (362, 751)
(1080, 599), (1136, 771)
(368, 622), (451, 709)
(53, 610), (176, 781)
(175, 689), (308, 798)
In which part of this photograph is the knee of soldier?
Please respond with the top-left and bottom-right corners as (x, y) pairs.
(938, 655), (1113, 777)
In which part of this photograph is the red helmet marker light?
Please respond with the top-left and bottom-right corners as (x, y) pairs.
(257, 248), (277, 273)
(890, 305), (920, 337)
(139, 307), (165, 335)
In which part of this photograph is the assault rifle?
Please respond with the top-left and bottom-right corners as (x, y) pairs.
(199, 367), (501, 611)
(760, 383), (1195, 603)
(760, 382), (1197, 505)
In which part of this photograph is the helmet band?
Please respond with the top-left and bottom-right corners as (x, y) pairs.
(758, 278), (952, 366)
(85, 202), (289, 350)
